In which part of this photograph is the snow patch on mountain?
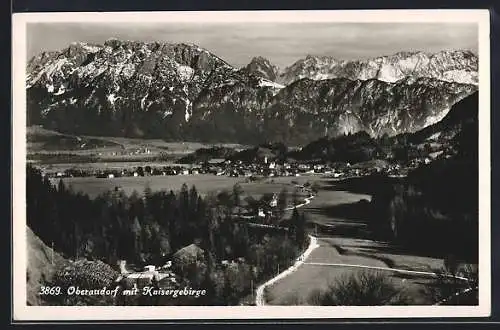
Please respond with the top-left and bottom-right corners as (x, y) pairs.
(184, 99), (192, 122)
(427, 132), (442, 140)
(28, 58), (70, 87)
(163, 109), (173, 118)
(53, 83), (68, 95)
(140, 94), (148, 109)
(377, 64), (404, 82)
(73, 42), (102, 53)
(258, 78), (284, 89)
(443, 70), (478, 85)
(107, 93), (119, 105)
(176, 64), (194, 81)
(424, 111), (448, 127)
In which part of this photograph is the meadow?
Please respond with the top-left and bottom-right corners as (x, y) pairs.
(27, 126), (248, 165)
(58, 174), (245, 199)
(265, 262), (436, 305)
(57, 174), (318, 203)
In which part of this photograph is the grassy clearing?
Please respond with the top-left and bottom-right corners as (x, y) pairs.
(265, 243), (386, 305)
(58, 172), (318, 200)
(299, 188), (372, 226)
(266, 263), (360, 305)
(60, 175), (245, 198)
(266, 263), (434, 305)
(239, 180), (306, 203)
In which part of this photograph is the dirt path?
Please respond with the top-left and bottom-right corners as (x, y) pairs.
(285, 193), (315, 210)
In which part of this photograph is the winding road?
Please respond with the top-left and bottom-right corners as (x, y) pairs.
(254, 188), (318, 306)
(255, 235), (319, 306)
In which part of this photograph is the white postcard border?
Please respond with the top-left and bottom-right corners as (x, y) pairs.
(12, 9), (491, 321)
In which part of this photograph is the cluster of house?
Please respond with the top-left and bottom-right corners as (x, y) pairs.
(46, 160), (327, 179)
(96, 147), (153, 157)
(47, 165), (200, 179)
(44, 153), (421, 180)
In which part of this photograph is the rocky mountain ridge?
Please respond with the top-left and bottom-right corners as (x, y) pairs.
(287, 91), (478, 164)
(276, 50), (478, 86)
(26, 40), (477, 145)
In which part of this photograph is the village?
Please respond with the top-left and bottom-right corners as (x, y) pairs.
(42, 154), (426, 181)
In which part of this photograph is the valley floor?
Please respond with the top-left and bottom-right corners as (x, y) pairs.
(262, 177), (449, 306)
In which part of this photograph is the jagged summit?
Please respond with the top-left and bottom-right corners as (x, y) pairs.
(244, 56), (280, 82)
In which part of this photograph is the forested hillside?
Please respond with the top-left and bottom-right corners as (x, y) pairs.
(369, 93), (478, 262)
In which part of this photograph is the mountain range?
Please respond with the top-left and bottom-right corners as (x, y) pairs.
(272, 50), (478, 86)
(26, 39), (478, 145)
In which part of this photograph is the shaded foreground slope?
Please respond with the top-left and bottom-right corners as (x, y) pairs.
(26, 226), (65, 306)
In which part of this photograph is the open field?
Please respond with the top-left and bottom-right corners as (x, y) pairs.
(299, 184), (372, 226)
(57, 173), (315, 202)
(239, 180), (302, 198)
(265, 262), (436, 305)
(27, 126), (248, 164)
(58, 175), (245, 198)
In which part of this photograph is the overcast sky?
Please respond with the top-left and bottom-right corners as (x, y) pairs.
(27, 22), (478, 69)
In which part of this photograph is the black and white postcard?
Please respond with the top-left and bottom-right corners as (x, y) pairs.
(12, 9), (491, 320)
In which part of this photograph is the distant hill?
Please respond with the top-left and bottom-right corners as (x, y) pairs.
(229, 142), (288, 163)
(178, 91), (477, 166)
(289, 131), (384, 163)
(176, 146), (237, 164)
(27, 126), (121, 151)
(387, 92), (478, 161)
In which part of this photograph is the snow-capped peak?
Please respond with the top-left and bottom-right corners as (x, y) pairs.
(278, 49), (478, 86)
